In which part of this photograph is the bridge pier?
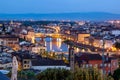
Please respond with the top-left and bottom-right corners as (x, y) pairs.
(41, 37), (44, 42)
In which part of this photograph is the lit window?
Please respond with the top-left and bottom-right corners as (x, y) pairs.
(113, 62), (116, 66)
(108, 64), (111, 67)
(86, 64), (88, 68)
(83, 65), (85, 68)
(90, 64), (92, 67)
(95, 64), (98, 67)
(104, 71), (106, 74)
(27, 61), (29, 63)
(100, 64), (102, 67)
(104, 64), (107, 67)
(108, 70), (110, 74)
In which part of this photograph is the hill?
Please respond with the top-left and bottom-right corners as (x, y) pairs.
(0, 12), (120, 21)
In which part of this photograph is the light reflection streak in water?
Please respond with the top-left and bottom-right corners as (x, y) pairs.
(36, 37), (68, 52)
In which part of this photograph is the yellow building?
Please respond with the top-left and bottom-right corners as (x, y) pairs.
(26, 30), (35, 43)
(32, 45), (46, 54)
(0, 35), (19, 50)
(93, 38), (101, 47)
(77, 33), (90, 43)
(93, 37), (113, 49)
(0, 24), (3, 27)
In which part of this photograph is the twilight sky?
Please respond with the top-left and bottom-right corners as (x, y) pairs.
(0, 0), (120, 14)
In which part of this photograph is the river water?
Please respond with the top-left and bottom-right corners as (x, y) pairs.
(35, 37), (68, 52)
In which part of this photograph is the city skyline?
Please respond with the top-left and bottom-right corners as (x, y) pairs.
(0, 0), (120, 80)
(0, 0), (120, 14)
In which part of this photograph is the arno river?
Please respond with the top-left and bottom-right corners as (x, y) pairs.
(35, 37), (69, 52)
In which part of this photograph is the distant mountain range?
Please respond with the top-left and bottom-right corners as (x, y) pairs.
(0, 12), (120, 21)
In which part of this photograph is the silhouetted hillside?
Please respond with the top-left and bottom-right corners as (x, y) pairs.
(0, 12), (120, 21)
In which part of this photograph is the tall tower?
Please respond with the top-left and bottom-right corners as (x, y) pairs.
(10, 20), (14, 25)
(69, 46), (74, 72)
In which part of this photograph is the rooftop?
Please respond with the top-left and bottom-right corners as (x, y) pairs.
(0, 35), (19, 38)
(32, 59), (66, 66)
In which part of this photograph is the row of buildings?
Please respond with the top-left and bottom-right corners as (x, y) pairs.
(61, 21), (120, 51)
(0, 20), (119, 76)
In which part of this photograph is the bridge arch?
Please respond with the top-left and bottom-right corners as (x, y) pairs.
(34, 26), (60, 33)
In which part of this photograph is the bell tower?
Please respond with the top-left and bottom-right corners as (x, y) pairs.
(69, 46), (74, 72)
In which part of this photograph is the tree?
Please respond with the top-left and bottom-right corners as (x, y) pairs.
(105, 76), (114, 80)
(114, 42), (120, 50)
(74, 65), (102, 80)
(36, 68), (72, 80)
(17, 70), (36, 80)
(19, 38), (26, 42)
(27, 71), (35, 79)
(36, 67), (113, 80)
(7, 70), (11, 78)
(113, 68), (120, 80)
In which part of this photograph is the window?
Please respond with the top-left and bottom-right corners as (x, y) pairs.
(90, 64), (92, 67)
(27, 65), (29, 67)
(108, 70), (110, 74)
(108, 64), (111, 67)
(100, 64), (102, 67)
(83, 65), (85, 68)
(113, 62), (116, 66)
(104, 71), (106, 74)
(104, 64), (107, 67)
(86, 64), (88, 68)
(14, 42), (18, 44)
(8, 42), (13, 44)
(24, 61), (27, 64)
(6, 65), (7, 68)
(95, 64), (98, 67)
(8, 38), (17, 41)
(1, 41), (4, 45)
(24, 61), (29, 64)
(24, 65), (26, 67)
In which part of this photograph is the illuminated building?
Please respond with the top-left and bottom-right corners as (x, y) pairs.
(77, 33), (90, 43)
(0, 35), (19, 50)
(75, 53), (118, 74)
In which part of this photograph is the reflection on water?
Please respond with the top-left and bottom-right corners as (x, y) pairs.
(36, 37), (68, 52)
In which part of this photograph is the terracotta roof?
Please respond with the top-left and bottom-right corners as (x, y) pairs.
(32, 58), (66, 66)
(78, 53), (102, 60)
(75, 53), (117, 65)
